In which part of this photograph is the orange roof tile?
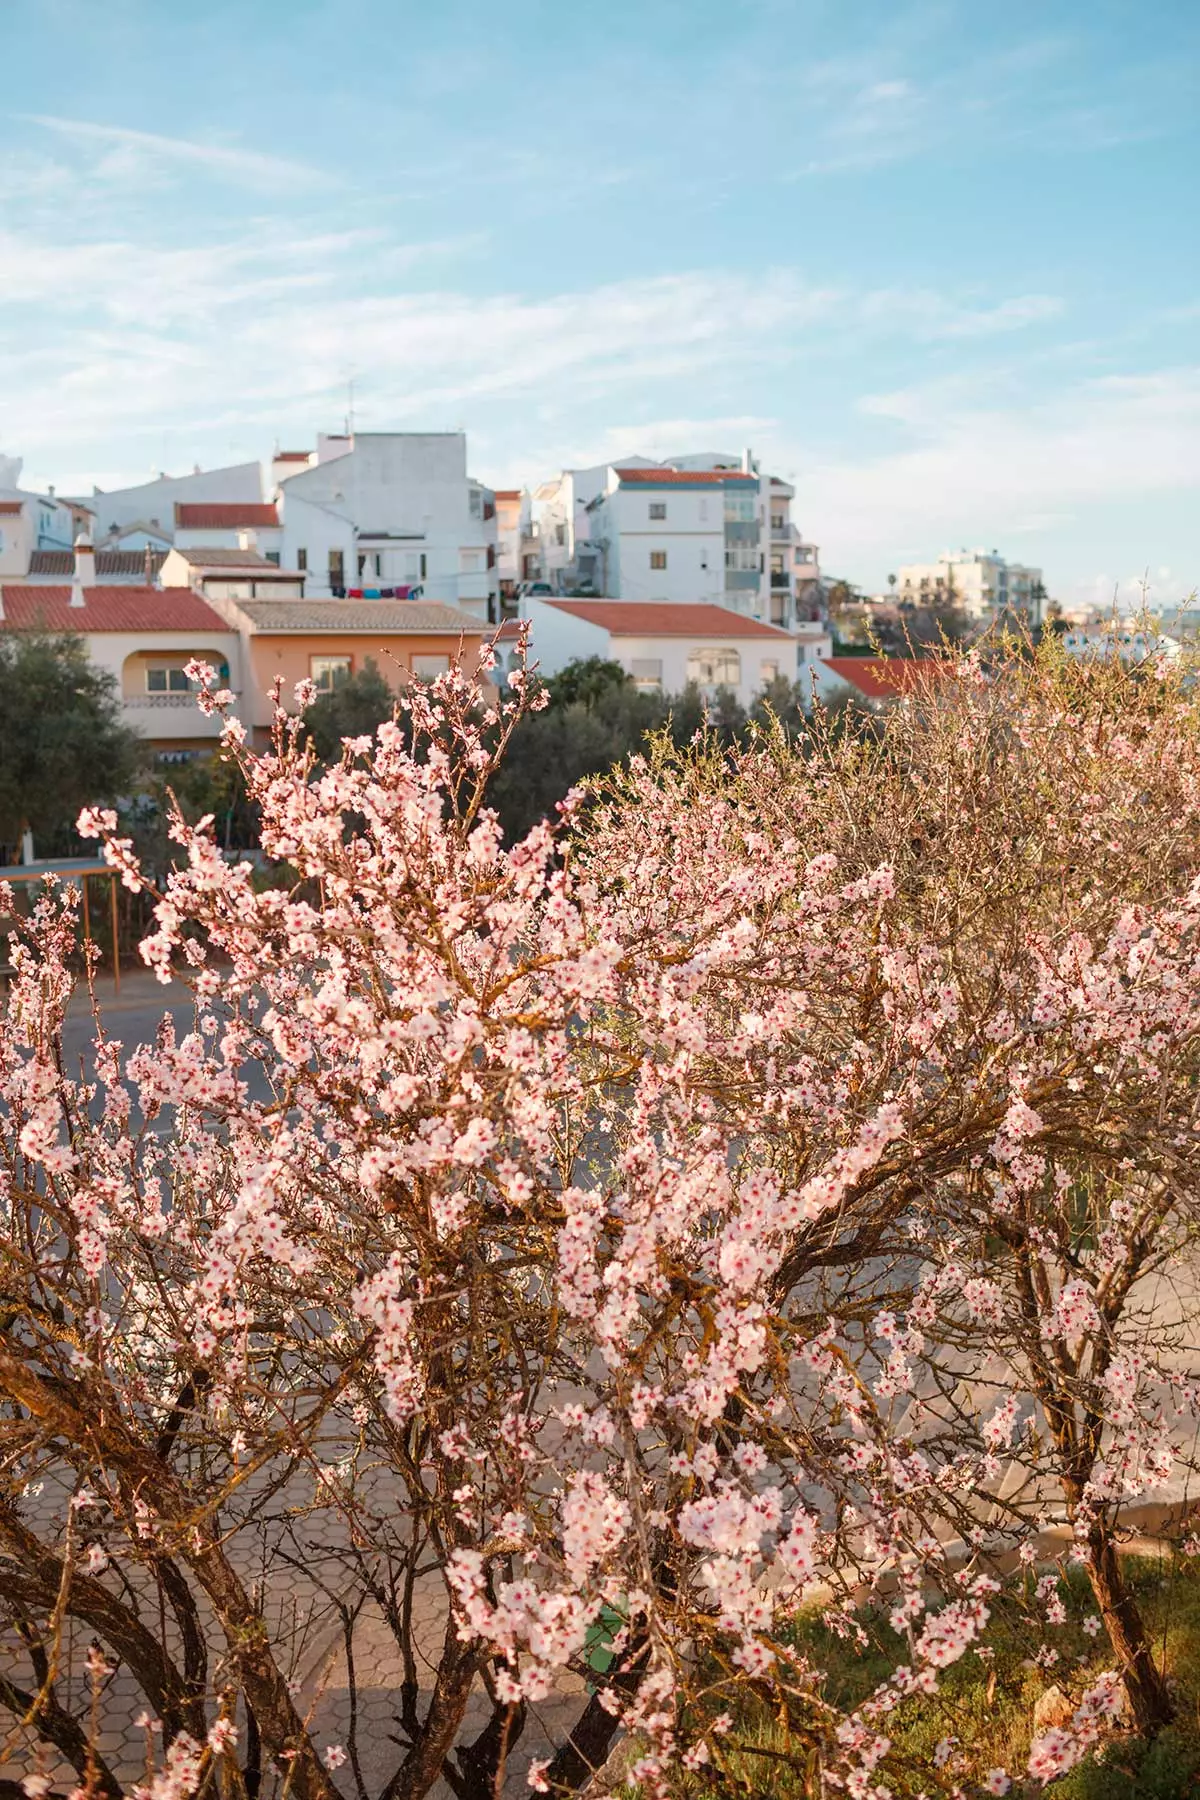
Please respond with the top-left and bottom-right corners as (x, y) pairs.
(821, 656), (953, 698)
(0, 586), (229, 632)
(545, 601), (790, 638)
(175, 503), (279, 528)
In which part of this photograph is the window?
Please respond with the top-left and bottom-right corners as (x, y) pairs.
(725, 546), (760, 572)
(630, 657), (663, 691)
(649, 502), (667, 520)
(724, 491), (756, 523)
(411, 654), (450, 680)
(650, 550), (668, 570)
(461, 551), (482, 571)
(329, 548), (345, 584)
(771, 513), (786, 533)
(311, 656), (351, 692)
(469, 490), (482, 518)
(760, 659), (779, 683)
(686, 646), (741, 688)
(420, 553), (427, 579)
(265, 550), (281, 567)
(146, 665), (194, 693)
(296, 547), (308, 571)
(555, 523), (566, 546)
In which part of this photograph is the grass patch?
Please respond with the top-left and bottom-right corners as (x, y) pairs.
(675, 1555), (1200, 1797)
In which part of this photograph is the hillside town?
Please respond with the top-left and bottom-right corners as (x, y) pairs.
(0, 431), (1179, 785)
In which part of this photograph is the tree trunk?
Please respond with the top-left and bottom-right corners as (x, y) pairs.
(1085, 1527), (1173, 1734)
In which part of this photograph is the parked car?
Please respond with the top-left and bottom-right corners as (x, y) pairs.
(515, 580), (556, 599)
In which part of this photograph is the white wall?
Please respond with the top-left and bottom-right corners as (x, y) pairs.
(518, 602), (795, 709)
(79, 463), (263, 541)
(278, 433), (496, 615)
(517, 599), (611, 676)
(0, 505), (33, 575)
(589, 481), (727, 604)
(603, 631), (786, 710)
(277, 492), (355, 597)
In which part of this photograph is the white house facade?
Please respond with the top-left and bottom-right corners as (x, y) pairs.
(509, 599), (801, 712)
(274, 432), (499, 619)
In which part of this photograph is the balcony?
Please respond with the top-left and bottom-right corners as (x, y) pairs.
(122, 693), (227, 739)
(770, 571), (791, 589)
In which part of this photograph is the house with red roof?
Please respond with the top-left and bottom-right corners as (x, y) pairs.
(810, 656), (955, 707)
(502, 598), (809, 710)
(173, 501), (282, 561)
(0, 541), (240, 756)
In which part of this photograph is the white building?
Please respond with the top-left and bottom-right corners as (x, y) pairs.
(78, 461), (264, 547)
(528, 450), (821, 631)
(273, 432), (499, 619)
(1060, 624), (1181, 663)
(161, 546), (306, 602)
(0, 455), (76, 576)
(897, 550), (1045, 624)
(503, 599), (803, 713)
(173, 503), (282, 561)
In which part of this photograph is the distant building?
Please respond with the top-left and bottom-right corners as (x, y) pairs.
(896, 550), (1044, 625)
(810, 656), (956, 708)
(272, 432), (498, 618)
(492, 489), (535, 594)
(0, 550), (238, 756)
(161, 546), (306, 602)
(1060, 623), (1181, 663)
(500, 599), (811, 712)
(78, 461), (264, 547)
(174, 503), (282, 561)
(0, 455), (76, 576)
(202, 597), (490, 745)
(529, 450), (820, 632)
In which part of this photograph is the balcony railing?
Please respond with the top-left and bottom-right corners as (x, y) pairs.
(770, 572), (791, 589)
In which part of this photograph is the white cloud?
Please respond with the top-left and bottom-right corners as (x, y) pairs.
(792, 367), (1200, 600)
(22, 115), (333, 190)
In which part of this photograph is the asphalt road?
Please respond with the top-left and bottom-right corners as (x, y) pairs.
(60, 969), (275, 1110)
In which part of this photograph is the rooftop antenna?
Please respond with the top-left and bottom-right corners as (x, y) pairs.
(345, 373), (357, 438)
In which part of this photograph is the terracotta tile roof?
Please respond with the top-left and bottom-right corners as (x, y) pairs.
(820, 656), (953, 698)
(232, 600), (485, 634)
(175, 503), (279, 528)
(0, 500), (25, 515)
(28, 549), (168, 577)
(491, 489), (522, 501)
(544, 600), (791, 638)
(614, 467), (756, 486)
(273, 451), (311, 462)
(0, 586), (230, 632)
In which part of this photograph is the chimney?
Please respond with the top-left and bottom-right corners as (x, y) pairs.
(71, 533), (95, 607)
(742, 446), (754, 474)
(144, 542), (156, 587)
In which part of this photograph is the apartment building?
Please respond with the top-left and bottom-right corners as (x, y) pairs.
(273, 432), (499, 619)
(528, 450), (820, 629)
(896, 550), (1045, 624)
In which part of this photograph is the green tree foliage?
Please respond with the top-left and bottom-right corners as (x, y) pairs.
(0, 633), (140, 858)
(301, 660), (397, 763)
(487, 660), (668, 839)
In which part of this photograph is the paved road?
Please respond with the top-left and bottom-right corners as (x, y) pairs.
(60, 969), (275, 1110)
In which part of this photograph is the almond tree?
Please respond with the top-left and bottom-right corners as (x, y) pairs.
(0, 642), (1197, 1799)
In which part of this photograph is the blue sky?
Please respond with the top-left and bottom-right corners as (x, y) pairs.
(1, 0), (1198, 606)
